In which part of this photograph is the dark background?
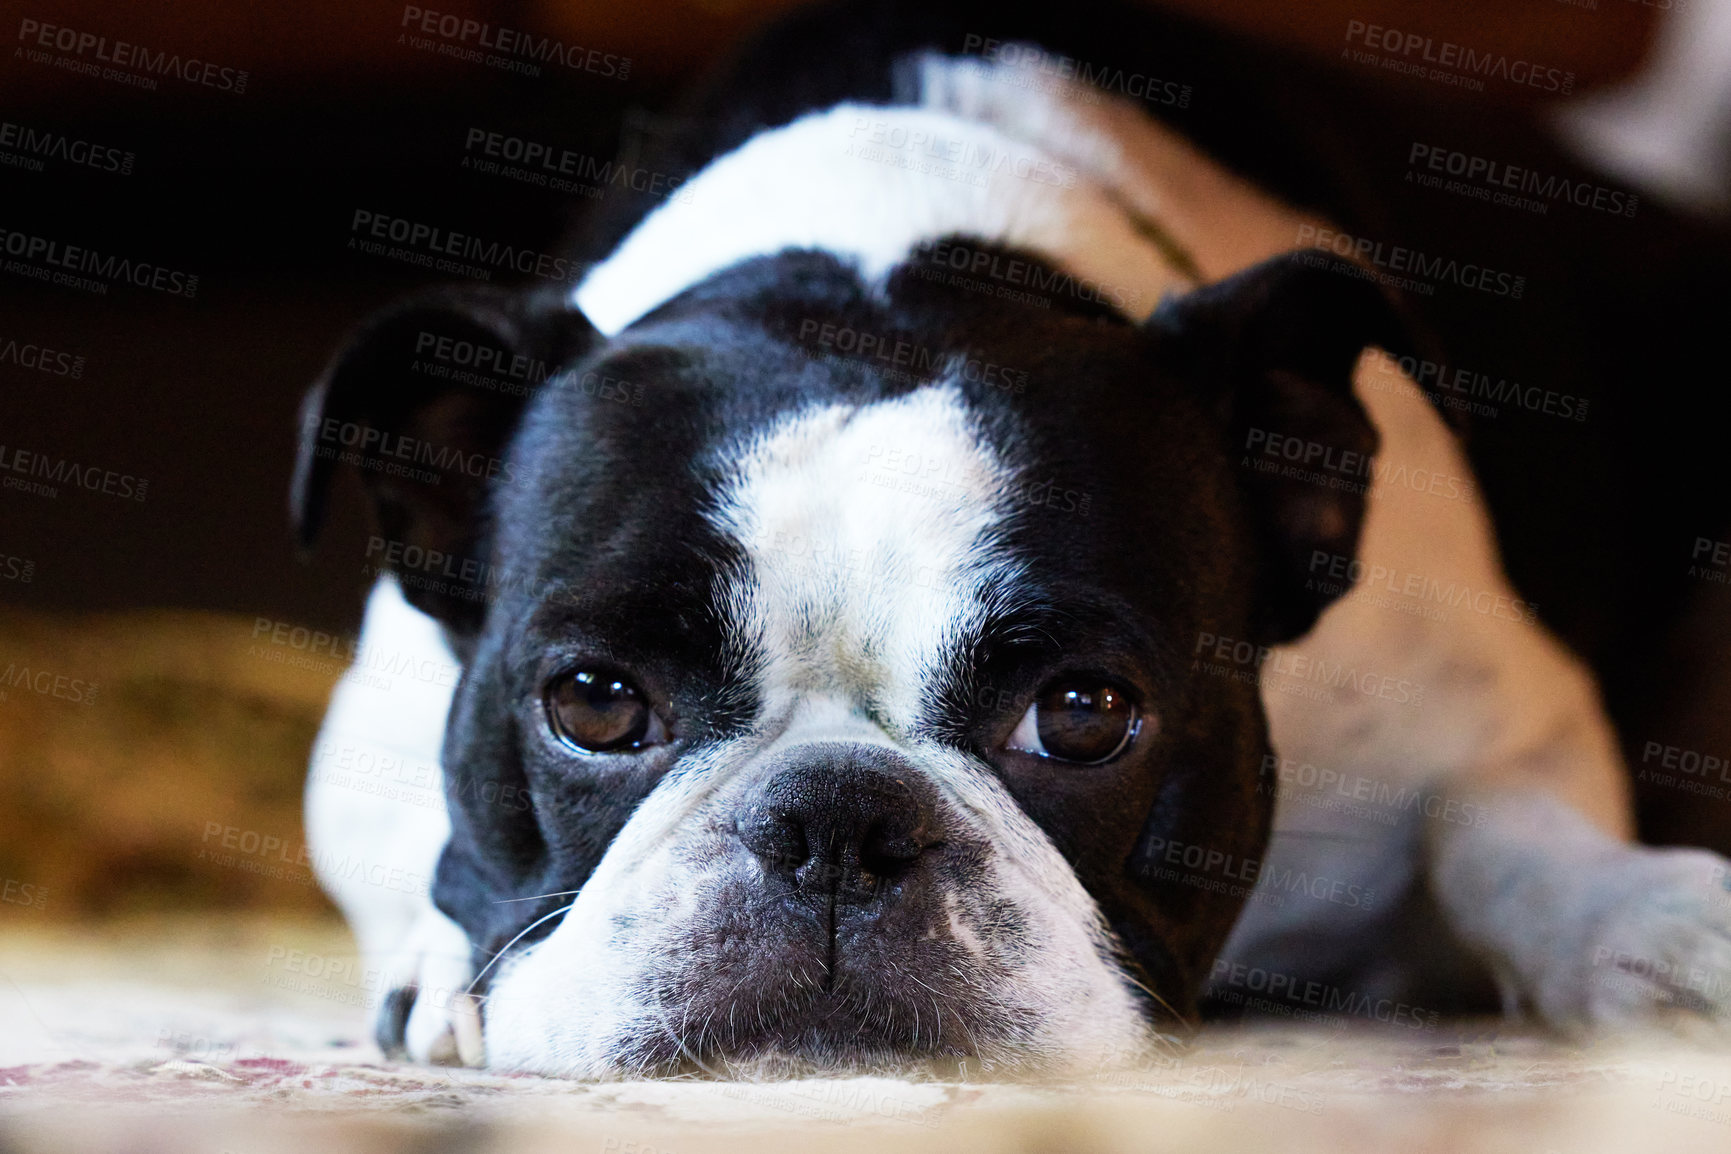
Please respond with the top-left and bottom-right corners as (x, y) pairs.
(0, 0), (1669, 634)
(1, 9), (673, 632)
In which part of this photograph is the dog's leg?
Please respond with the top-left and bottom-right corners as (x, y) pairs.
(1424, 720), (1731, 1030)
(303, 576), (476, 1061)
(1262, 354), (1731, 1031)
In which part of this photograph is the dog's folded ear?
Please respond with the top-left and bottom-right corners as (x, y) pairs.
(292, 284), (598, 631)
(1147, 251), (1406, 644)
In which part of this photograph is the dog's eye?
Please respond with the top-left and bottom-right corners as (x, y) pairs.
(1006, 680), (1139, 764)
(544, 671), (667, 754)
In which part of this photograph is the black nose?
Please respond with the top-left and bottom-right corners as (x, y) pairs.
(736, 743), (939, 904)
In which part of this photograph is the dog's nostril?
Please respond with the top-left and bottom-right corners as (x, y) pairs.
(861, 822), (924, 873)
(737, 807), (808, 872)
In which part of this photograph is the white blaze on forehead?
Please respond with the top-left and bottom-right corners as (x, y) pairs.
(708, 383), (1021, 731)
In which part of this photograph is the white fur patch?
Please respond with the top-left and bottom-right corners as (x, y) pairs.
(1554, 0), (1731, 215)
(706, 382), (1021, 731)
(304, 578), (456, 966)
(572, 102), (1191, 336)
(303, 578), (474, 1061)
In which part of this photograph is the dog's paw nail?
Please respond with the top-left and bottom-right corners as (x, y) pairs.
(424, 1026), (463, 1067)
(451, 993), (486, 1067)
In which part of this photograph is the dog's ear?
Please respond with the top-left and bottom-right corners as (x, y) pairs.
(292, 284), (599, 632)
(1147, 252), (1404, 643)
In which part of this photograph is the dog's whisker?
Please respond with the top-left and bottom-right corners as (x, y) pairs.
(463, 902), (575, 997)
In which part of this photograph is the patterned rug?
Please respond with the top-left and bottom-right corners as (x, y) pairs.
(4, 917), (1731, 1153)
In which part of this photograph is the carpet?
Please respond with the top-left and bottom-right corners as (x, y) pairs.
(3, 917), (1730, 1153)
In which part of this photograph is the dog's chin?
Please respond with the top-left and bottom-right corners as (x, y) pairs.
(487, 955), (1169, 1081)
(565, 990), (1171, 1082)
(485, 974), (1165, 1081)
(625, 1038), (1006, 1083)
(611, 975), (1034, 1077)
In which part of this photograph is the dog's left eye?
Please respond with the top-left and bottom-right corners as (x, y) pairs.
(544, 670), (668, 754)
(1006, 679), (1140, 764)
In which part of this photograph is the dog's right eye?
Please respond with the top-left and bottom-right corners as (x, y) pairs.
(543, 670), (667, 754)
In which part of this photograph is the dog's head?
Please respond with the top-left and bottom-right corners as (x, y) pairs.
(294, 244), (1389, 1076)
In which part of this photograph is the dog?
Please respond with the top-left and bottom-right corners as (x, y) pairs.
(291, 0), (1731, 1076)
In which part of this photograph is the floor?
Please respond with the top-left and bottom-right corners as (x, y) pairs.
(3, 917), (1731, 1153)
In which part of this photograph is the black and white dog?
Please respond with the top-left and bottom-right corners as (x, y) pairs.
(291, 0), (1731, 1076)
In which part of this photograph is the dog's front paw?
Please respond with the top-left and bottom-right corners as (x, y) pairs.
(375, 909), (484, 1066)
(1535, 847), (1731, 1032)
